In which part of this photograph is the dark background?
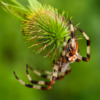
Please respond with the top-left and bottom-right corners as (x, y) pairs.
(0, 0), (100, 100)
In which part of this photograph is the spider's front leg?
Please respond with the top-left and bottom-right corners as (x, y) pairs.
(69, 19), (75, 48)
(77, 27), (90, 62)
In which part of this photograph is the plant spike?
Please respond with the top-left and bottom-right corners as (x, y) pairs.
(1, 0), (72, 61)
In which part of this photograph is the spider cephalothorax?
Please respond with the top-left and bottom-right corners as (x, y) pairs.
(66, 38), (79, 62)
(13, 20), (90, 90)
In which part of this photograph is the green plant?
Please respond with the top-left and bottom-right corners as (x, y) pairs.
(1, 0), (71, 61)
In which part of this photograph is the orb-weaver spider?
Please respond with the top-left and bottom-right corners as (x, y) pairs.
(14, 20), (90, 90)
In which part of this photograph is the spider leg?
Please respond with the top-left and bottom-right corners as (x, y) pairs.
(75, 49), (81, 62)
(26, 65), (51, 85)
(75, 59), (81, 62)
(26, 64), (70, 81)
(62, 37), (67, 63)
(69, 20), (75, 48)
(35, 67), (51, 75)
(13, 71), (48, 90)
(27, 65), (51, 80)
(13, 62), (59, 90)
(77, 27), (90, 62)
(65, 66), (71, 75)
(26, 64), (71, 82)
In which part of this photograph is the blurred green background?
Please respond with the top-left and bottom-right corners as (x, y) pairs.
(0, 0), (100, 100)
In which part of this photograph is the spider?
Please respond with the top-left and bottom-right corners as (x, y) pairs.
(13, 20), (90, 90)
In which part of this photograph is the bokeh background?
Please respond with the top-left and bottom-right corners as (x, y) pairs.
(0, 0), (100, 100)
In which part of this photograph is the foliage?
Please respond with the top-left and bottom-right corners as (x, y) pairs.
(1, 0), (70, 61)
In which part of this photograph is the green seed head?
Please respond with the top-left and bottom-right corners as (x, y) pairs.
(1, 0), (71, 61)
(22, 6), (70, 60)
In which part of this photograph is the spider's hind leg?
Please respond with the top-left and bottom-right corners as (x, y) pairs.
(14, 62), (59, 90)
(13, 71), (26, 85)
(26, 65), (51, 80)
(13, 71), (49, 90)
(26, 65), (52, 85)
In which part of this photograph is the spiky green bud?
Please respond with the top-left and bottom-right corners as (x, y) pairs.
(1, 0), (71, 61)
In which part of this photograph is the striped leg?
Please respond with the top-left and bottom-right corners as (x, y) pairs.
(13, 72), (44, 90)
(56, 72), (65, 80)
(62, 37), (67, 63)
(69, 20), (75, 48)
(75, 49), (81, 62)
(26, 65), (51, 85)
(27, 65), (51, 79)
(26, 64), (70, 81)
(27, 64), (70, 81)
(65, 66), (71, 75)
(35, 67), (51, 75)
(13, 63), (59, 90)
(75, 59), (81, 62)
(77, 27), (90, 61)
